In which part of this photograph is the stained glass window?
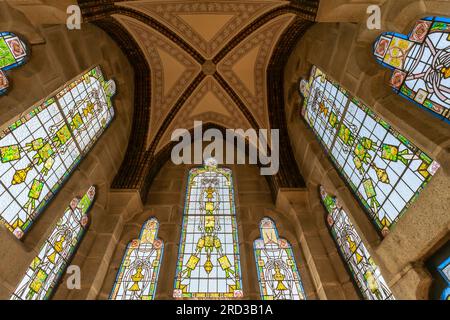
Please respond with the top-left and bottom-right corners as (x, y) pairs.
(319, 186), (394, 300)
(300, 66), (440, 236)
(0, 32), (29, 95)
(110, 218), (164, 300)
(373, 16), (450, 123)
(173, 158), (243, 299)
(0, 66), (116, 239)
(11, 186), (96, 300)
(437, 256), (450, 300)
(254, 217), (306, 300)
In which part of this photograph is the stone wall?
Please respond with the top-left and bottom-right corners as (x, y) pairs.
(284, 0), (450, 299)
(0, 2), (134, 299)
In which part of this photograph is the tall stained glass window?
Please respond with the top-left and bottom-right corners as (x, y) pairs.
(320, 186), (394, 300)
(0, 66), (116, 239)
(11, 186), (96, 300)
(254, 217), (306, 300)
(173, 158), (243, 299)
(0, 32), (29, 95)
(110, 218), (164, 300)
(373, 16), (450, 123)
(300, 66), (440, 236)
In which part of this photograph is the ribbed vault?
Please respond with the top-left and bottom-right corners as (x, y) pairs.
(77, 0), (319, 200)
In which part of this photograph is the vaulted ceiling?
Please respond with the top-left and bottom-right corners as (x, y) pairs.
(78, 0), (319, 199)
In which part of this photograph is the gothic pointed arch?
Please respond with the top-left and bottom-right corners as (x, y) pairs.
(11, 186), (96, 300)
(173, 159), (243, 299)
(110, 218), (164, 300)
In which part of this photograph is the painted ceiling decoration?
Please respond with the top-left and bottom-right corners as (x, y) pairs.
(77, 0), (319, 199)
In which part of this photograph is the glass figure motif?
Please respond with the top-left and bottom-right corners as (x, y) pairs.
(320, 186), (394, 300)
(373, 16), (450, 123)
(110, 218), (164, 300)
(437, 256), (450, 300)
(254, 218), (306, 300)
(0, 31), (29, 95)
(11, 186), (96, 300)
(173, 158), (243, 299)
(0, 66), (116, 239)
(300, 66), (440, 236)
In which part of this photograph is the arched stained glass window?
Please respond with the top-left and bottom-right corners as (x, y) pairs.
(109, 218), (164, 300)
(373, 16), (450, 123)
(254, 217), (306, 300)
(11, 186), (96, 300)
(300, 66), (440, 236)
(319, 186), (394, 300)
(173, 158), (243, 299)
(0, 66), (116, 239)
(0, 32), (29, 95)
